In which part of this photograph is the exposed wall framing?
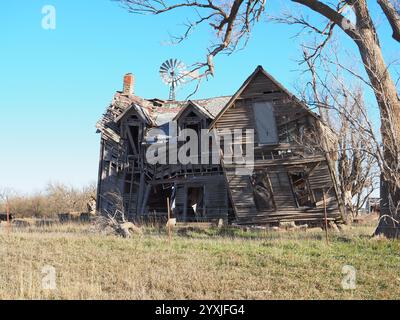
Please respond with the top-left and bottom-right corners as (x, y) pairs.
(96, 67), (343, 225)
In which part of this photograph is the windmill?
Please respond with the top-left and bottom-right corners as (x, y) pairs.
(159, 59), (188, 101)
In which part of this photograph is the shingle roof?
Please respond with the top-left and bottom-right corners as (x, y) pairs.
(192, 96), (231, 118)
(98, 93), (232, 132)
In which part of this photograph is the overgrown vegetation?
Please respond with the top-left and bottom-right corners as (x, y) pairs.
(0, 183), (96, 218)
(0, 222), (398, 299)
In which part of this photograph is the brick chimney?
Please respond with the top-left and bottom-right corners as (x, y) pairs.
(123, 73), (134, 95)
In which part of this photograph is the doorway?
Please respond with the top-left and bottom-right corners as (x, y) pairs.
(185, 186), (204, 220)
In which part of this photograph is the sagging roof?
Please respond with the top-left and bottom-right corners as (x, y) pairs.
(98, 91), (231, 132)
(150, 96), (231, 125)
(97, 66), (327, 137)
(210, 65), (321, 129)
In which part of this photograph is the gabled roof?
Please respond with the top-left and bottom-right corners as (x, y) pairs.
(115, 103), (154, 125)
(193, 96), (231, 118)
(97, 92), (231, 137)
(172, 100), (214, 121)
(210, 65), (319, 129)
(97, 66), (324, 138)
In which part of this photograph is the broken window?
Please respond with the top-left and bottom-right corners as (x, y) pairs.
(289, 172), (316, 208)
(311, 187), (336, 208)
(103, 161), (110, 178)
(312, 188), (325, 206)
(126, 125), (140, 155)
(110, 162), (118, 176)
(278, 121), (299, 143)
(180, 110), (204, 162)
(250, 171), (275, 211)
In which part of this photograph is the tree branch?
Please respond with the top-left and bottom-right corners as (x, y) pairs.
(291, 0), (358, 39)
(377, 0), (400, 42)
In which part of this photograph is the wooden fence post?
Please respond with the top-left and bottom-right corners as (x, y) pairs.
(167, 197), (171, 243)
(6, 202), (11, 233)
(323, 188), (329, 245)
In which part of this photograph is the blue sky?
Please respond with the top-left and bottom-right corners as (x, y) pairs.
(0, 1), (396, 193)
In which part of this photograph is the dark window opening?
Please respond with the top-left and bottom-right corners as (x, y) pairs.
(103, 162), (110, 178)
(289, 172), (316, 208)
(278, 121), (299, 143)
(147, 185), (172, 214)
(127, 125), (139, 155)
(311, 188), (336, 207)
(251, 171), (275, 211)
(183, 122), (201, 159)
(186, 111), (198, 118)
(312, 188), (324, 205)
(185, 122), (201, 135)
(124, 182), (131, 194)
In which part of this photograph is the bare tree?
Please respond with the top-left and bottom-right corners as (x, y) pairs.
(378, 0), (400, 41)
(116, 0), (400, 237)
(336, 91), (379, 219)
(299, 54), (379, 220)
(0, 183), (97, 218)
(0, 188), (15, 211)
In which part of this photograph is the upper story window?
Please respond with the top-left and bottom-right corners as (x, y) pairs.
(278, 121), (299, 143)
(178, 108), (209, 163)
(253, 102), (278, 145)
(180, 111), (204, 133)
(122, 119), (142, 156)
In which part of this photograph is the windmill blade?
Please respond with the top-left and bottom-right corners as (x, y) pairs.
(160, 60), (171, 72)
(160, 60), (174, 84)
(164, 59), (172, 70)
(159, 62), (170, 74)
(159, 67), (168, 74)
(159, 58), (189, 99)
(161, 59), (169, 68)
(159, 69), (171, 83)
(161, 77), (171, 85)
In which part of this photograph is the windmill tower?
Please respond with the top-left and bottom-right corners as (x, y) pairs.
(159, 59), (187, 101)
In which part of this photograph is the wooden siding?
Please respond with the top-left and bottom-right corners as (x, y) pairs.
(213, 69), (342, 224)
(97, 67), (342, 225)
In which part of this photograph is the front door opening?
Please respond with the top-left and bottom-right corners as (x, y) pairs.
(186, 186), (204, 220)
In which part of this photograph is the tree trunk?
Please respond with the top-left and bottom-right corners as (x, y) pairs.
(351, 2), (400, 237)
(375, 174), (400, 238)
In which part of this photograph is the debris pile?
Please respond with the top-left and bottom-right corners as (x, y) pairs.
(91, 210), (142, 238)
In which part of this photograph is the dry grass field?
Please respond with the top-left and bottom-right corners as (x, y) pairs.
(0, 221), (399, 300)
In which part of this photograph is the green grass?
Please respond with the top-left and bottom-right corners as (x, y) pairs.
(0, 223), (399, 299)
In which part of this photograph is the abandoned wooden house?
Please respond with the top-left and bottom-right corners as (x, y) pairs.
(96, 66), (344, 225)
